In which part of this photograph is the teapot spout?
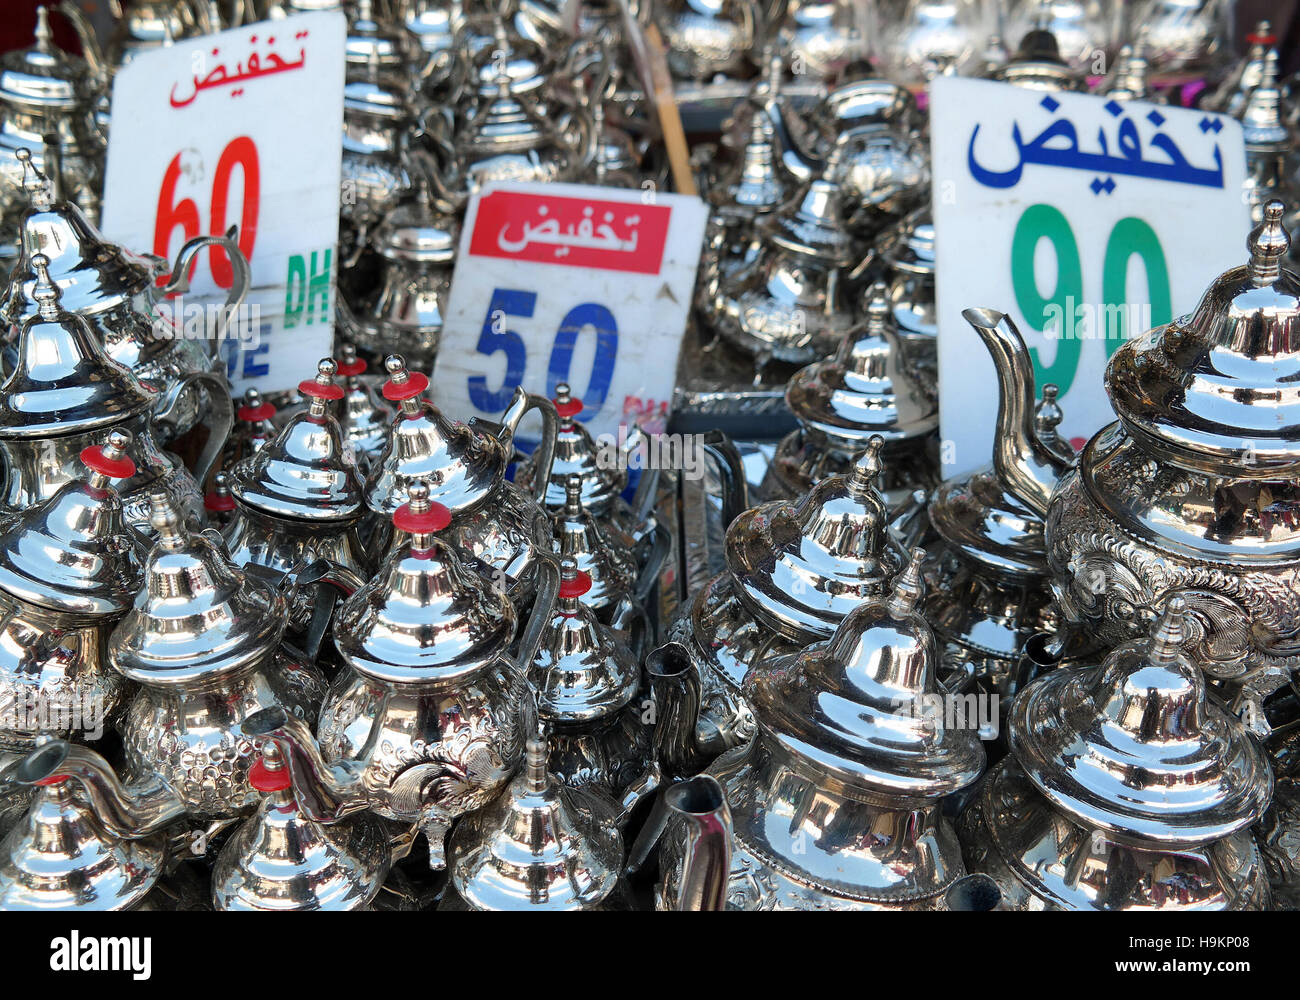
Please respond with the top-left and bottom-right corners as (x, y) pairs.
(645, 642), (710, 779)
(700, 431), (751, 531)
(962, 308), (1072, 517)
(630, 775), (734, 910)
(243, 707), (370, 823)
(14, 741), (185, 839)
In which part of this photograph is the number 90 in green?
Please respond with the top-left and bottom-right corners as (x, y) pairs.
(1009, 203), (1172, 396)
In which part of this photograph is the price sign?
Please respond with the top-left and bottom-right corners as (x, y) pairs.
(929, 76), (1249, 478)
(435, 182), (708, 442)
(100, 10), (345, 394)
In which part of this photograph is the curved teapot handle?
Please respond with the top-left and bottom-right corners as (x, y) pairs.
(54, 1), (107, 86)
(160, 226), (252, 354)
(156, 370), (234, 487)
(498, 387), (559, 505)
(512, 554), (560, 678)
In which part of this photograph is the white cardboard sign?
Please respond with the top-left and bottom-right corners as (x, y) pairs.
(434, 181), (708, 442)
(100, 10), (345, 394)
(929, 75), (1250, 477)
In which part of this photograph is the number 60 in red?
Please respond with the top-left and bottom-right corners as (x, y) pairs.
(153, 135), (259, 288)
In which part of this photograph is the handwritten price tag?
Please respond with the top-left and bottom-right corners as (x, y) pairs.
(434, 182), (708, 441)
(100, 10), (345, 394)
(930, 76), (1249, 477)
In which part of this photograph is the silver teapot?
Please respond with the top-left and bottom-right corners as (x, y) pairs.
(969, 204), (1300, 722)
(959, 598), (1273, 910)
(652, 0), (760, 82)
(644, 552), (988, 909)
(1128, 0), (1230, 76)
(0, 431), (145, 753)
(702, 149), (859, 370)
(3, 151), (241, 460)
(246, 486), (559, 868)
(107, 0), (223, 69)
(1096, 45), (1164, 102)
(0, 740), (195, 910)
(0, 254), (207, 535)
(211, 741), (397, 911)
(111, 495), (327, 820)
(337, 183), (458, 372)
(441, 728), (630, 910)
(871, 0), (994, 85)
(223, 358), (371, 628)
(761, 285), (939, 508)
(774, 0), (870, 81)
(365, 355), (557, 602)
(925, 377), (1081, 705)
(1236, 54), (1300, 245)
(1000, 0), (1119, 74)
(985, 28), (1086, 91)
(529, 558), (657, 811)
(1202, 21), (1274, 118)
(666, 443), (905, 763)
(0, 6), (106, 277)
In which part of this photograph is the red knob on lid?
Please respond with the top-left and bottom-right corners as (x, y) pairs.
(237, 401), (277, 422)
(383, 369), (430, 401)
(299, 378), (345, 401)
(80, 445), (136, 481)
(1247, 30), (1277, 43)
(559, 569), (593, 599)
(337, 357), (367, 378)
(555, 396), (583, 418)
(205, 491), (236, 512)
(393, 499), (451, 534)
(33, 774), (68, 786)
(248, 757), (292, 793)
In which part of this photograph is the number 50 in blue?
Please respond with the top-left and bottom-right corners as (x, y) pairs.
(469, 288), (620, 419)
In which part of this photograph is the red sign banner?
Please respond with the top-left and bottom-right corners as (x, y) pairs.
(468, 189), (671, 275)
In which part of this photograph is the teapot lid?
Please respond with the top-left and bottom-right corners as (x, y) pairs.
(1098, 45), (1155, 102)
(334, 486), (516, 685)
(0, 8), (89, 109)
(529, 558), (639, 722)
(821, 76), (917, 133)
(335, 344), (393, 459)
(725, 440), (902, 639)
(0, 745), (164, 910)
(345, 0), (412, 77)
(462, 68), (556, 156)
(1239, 51), (1289, 153)
(877, 205), (934, 275)
(536, 384), (624, 513)
(1010, 597), (1273, 846)
(0, 429), (144, 616)
(927, 387), (1067, 578)
(110, 495), (286, 685)
(1106, 202), (1300, 474)
(372, 188), (458, 263)
(712, 115), (787, 220)
(3, 152), (160, 323)
(212, 742), (391, 911)
(230, 359), (366, 521)
(365, 355), (508, 515)
(784, 283), (938, 446)
(470, 20), (549, 101)
(746, 551), (985, 798)
(448, 732), (624, 910)
(761, 151), (857, 265)
(987, 29), (1084, 91)
(0, 253), (155, 438)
